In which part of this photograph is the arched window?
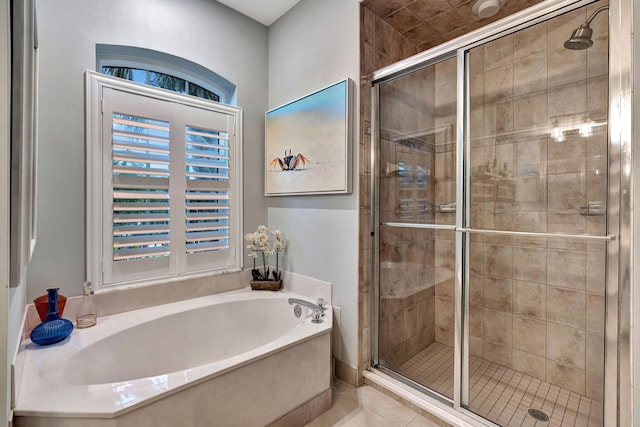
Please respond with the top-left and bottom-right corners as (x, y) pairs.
(102, 66), (220, 102)
(87, 47), (242, 289)
(96, 44), (236, 104)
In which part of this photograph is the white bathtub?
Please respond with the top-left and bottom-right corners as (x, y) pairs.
(14, 288), (332, 426)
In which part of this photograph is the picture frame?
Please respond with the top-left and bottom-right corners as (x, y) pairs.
(265, 78), (352, 196)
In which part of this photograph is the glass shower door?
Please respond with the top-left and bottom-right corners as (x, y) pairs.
(463, 2), (608, 425)
(376, 57), (458, 400)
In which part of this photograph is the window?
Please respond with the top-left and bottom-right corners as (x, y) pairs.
(86, 71), (243, 288)
(102, 66), (221, 102)
(95, 44), (236, 104)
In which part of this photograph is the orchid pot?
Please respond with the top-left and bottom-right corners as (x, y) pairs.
(245, 225), (286, 290)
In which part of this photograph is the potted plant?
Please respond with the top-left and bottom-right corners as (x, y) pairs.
(245, 225), (287, 290)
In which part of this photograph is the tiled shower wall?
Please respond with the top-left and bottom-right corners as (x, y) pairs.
(359, 5), (421, 379)
(459, 2), (608, 401)
(359, 1), (608, 402)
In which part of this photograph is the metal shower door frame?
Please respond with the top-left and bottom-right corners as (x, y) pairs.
(369, 0), (631, 425)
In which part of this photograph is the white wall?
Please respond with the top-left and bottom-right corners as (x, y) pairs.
(268, 0), (360, 368)
(28, 0), (269, 301)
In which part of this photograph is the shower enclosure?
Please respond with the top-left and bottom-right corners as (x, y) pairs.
(370, 1), (626, 426)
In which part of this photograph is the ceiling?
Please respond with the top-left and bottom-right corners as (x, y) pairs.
(362, 0), (545, 51)
(216, 0), (302, 26)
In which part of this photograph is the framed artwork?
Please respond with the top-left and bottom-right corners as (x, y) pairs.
(265, 79), (352, 196)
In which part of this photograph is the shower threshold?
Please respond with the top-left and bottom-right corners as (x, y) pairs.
(391, 342), (602, 427)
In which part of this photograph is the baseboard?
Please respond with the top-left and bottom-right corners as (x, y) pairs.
(334, 358), (358, 386)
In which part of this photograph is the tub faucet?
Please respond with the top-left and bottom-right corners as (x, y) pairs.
(288, 298), (327, 323)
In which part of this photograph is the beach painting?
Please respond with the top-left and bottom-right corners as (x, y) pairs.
(265, 79), (351, 196)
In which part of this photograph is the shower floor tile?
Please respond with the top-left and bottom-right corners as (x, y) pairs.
(395, 342), (603, 427)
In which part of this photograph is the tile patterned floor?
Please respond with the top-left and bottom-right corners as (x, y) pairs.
(306, 379), (441, 427)
(396, 342), (603, 427)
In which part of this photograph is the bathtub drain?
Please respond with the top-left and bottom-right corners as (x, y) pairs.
(527, 408), (549, 422)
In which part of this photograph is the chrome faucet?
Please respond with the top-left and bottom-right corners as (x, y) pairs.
(288, 298), (327, 323)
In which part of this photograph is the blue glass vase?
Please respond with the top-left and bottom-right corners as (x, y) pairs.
(30, 288), (74, 346)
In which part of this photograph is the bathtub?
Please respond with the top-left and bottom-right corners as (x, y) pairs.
(14, 288), (332, 426)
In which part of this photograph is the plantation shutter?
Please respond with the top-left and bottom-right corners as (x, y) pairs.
(97, 83), (241, 286)
(101, 88), (174, 284)
(111, 114), (171, 261)
(179, 104), (237, 271)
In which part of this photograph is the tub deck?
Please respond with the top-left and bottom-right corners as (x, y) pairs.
(14, 288), (332, 426)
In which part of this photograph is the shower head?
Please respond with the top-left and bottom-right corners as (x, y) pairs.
(564, 24), (593, 50)
(563, 5), (608, 50)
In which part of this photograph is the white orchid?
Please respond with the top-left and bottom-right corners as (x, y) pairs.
(245, 225), (287, 281)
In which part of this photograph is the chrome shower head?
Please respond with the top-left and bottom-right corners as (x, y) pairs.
(563, 5), (608, 50)
(564, 24), (593, 50)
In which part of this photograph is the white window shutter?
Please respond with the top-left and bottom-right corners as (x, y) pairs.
(90, 76), (243, 288)
(111, 114), (171, 261)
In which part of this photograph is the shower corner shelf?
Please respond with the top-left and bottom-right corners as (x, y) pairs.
(474, 172), (514, 181)
(579, 206), (606, 216)
(435, 204), (456, 214)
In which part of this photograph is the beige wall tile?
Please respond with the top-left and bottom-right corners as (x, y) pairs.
(470, 75), (484, 108)
(546, 360), (585, 395)
(483, 342), (512, 368)
(379, 317), (390, 354)
(469, 304), (483, 338)
(513, 280), (546, 320)
(483, 276), (512, 311)
(514, 56), (547, 96)
(417, 295), (435, 327)
(514, 21), (547, 61)
(484, 64), (514, 103)
(586, 250), (606, 293)
(435, 324), (454, 346)
(547, 322), (585, 369)
(512, 349), (546, 381)
(469, 273), (484, 307)
(587, 75), (608, 115)
(547, 286), (585, 329)
(435, 272), (454, 299)
(435, 296), (454, 329)
(514, 177), (545, 212)
(483, 34), (514, 72)
(547, 212), (586, 234)
(482, 307), (512, 347)
(470, 336), (483, 358)
(585, 371), (604, 401)
(585, 332), (604, 375)
(389, 311), (405, 349)
(548, 173), (586, 211)
(483, 99), (513, 136)
(548, 80), (587, 118)
(513, 91), (548, 132)
(513, 315), (546, 357)
(436, 57), (457, 85)
(547, 249), (586, 290)
(484, 244), (513, 279)
(585, 292), (604, 334)
(513, 246), (547, 283)
(404, 304), (418, 341)
(547, 47), (586, 88)
(435, 239), (455, 270)
(587, 35), (608, 78)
